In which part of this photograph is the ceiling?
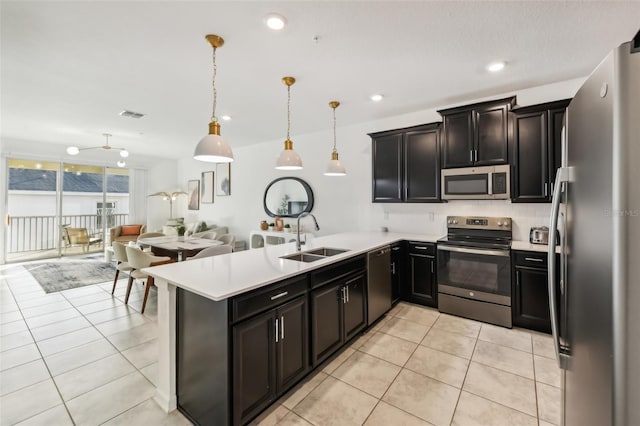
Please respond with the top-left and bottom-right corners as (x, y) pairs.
(2, 1), (639, 162)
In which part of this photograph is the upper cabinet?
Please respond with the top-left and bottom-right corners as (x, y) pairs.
(510, 99), (570, 203)
(370, 123), (441, 203)
(438, 97), (516, 169)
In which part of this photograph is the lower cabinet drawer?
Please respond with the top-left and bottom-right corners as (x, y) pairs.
(231, 275), (309, 323)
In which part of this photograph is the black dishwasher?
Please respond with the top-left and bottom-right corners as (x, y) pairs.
(367, 246), (392, 325)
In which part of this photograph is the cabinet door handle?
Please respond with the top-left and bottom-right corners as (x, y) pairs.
(544, 183), (548, 197)
(525, 257), (544, 263)
(281, 316), (285, 340)
(270, 291), (288, 301)
(346, 286), (350, 303)
(470, 150), (473, 162)
(275, 319), (279, 343)
(392, 262), (396, 274)
(474, 149), (478, 162)
(414, 246), (428, 250)
(392, 247), (400, 251)
(516, 271), (521, 287)
(550, 182), (554, 196)
(431, 261), (434, 274)
(341, 287), (346, 303)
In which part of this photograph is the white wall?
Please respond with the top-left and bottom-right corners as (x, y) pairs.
(174, 78), (584, 244)
(146, 159), (180, 232)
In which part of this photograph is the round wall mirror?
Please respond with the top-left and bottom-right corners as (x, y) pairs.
(263, 177), (314, 218)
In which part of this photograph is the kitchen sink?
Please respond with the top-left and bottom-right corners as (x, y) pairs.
(280, 253), (327, 263)
(305, 247), (349, 257)
(280, 247), (349, 263)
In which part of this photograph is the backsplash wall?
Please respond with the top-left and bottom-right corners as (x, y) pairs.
(173, 78), (580, 245)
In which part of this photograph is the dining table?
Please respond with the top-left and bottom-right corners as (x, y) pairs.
(137, 235), (223, 261)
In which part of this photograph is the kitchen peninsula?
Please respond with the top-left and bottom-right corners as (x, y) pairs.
(144, 231), (441, 425)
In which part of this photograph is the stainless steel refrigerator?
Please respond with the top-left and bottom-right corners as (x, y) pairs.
(548, 30), (640, 426)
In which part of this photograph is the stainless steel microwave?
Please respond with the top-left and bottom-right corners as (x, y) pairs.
(441, 165), (510, 200)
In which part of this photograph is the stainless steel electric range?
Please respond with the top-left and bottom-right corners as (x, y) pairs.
(437, 216), (512, 328)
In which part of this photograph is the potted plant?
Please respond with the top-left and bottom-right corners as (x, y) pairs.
(284, 224), (291, 232)
(268, 223), (275, 231)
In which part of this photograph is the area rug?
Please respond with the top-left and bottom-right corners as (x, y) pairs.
(25, 260), (123, 293)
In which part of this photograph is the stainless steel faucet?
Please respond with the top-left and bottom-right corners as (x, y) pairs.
(296, 212), (320, 251)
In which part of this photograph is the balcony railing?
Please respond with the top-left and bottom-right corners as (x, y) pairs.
(7, 214), (129, 253)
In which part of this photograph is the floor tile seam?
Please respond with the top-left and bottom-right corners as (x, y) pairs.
(377, 395), (438, 425)
(33, 323), (96, 346)
(374, 328), (429, 345)
(37, 334), (105, 358)
(418, 341), (472, 361)
(430, 324), (480, 340)
(0, 375), (51, 399)
(0, 334), (37, 353)
(456, 388), (541, 422)
(63, 369), (148, 408)
(4, 280), (79, 426)
(323, 373), (387, 401)
(24, 305), (85, 328)
(468, 356), (536, 382)
(29, 317), (93, 340)
(476, 336), (535, 355)
(54, 358), (139, 402)
(390, 315), (439, 329)
(534, 379), (561, 391)
(0, 398), (66, 426)
(85, 309), (137, 326)
(451, 327), (481, 424)
(15, 296), (71, 311)
(95, 397), (159, 426)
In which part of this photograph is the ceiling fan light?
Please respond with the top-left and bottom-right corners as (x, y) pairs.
(67, 146), (79, 155)
(120, 149), (129, 158)
(117, 160), (126, 168)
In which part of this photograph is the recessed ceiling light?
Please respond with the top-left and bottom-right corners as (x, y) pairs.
(370, 94), (384, 102)
(265, 13), (287, 30)
(221, 115), (232, 121)
(487, 61), (506, 72)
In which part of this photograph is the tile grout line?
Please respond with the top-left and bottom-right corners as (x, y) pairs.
(2, 271), (78, 426)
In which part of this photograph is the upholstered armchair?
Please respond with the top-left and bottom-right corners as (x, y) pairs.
(109, 224), (147, 246)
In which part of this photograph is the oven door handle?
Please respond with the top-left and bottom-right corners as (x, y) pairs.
(437, 244), (510, 257)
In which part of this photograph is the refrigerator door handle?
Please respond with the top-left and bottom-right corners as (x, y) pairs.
(549, 166), (572, 369)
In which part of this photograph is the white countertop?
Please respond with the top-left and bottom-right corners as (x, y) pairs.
(144, 231), (441, 302)
(512, 241), (561, 253)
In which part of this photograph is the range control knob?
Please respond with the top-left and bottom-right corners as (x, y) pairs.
(497, 221), (502, 226)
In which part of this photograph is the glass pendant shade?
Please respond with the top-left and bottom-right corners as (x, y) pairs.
(275, 139), (302, 170)
(325, 152), (346, 176)
(194, 122), (234, 163)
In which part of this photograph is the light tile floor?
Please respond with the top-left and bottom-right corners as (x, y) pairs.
(0, 261), (562, 426)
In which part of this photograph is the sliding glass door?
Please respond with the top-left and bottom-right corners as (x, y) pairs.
(5, 158), (130, 263)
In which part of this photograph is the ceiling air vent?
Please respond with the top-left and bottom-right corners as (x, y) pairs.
(119, 110), (145, 119)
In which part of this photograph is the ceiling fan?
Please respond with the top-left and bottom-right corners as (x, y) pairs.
(66, 133), (129, 167)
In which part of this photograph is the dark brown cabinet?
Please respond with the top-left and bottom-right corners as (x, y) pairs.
(232, 296), (308, 425)
(512, 250), (559, 333)
(370, 123), (441, 203)
(404, 242), (437, 307)
(311, 271), (367, 366)
(510, 99), (570, 202)
(439, 97), (515, 169)
(390, 242), (405, 304)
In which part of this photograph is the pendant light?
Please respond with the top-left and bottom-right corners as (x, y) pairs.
(324, 101), (346, 176)
(193, 34), (234, 163)
(275, 76), (302, 170)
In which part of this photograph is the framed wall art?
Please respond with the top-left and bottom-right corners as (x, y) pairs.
(216, 163), (231, 196)
(201, 171), (214, 203)
(188, 180), (200, 210)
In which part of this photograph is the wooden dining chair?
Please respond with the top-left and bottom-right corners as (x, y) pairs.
(111, 242), (133, 295)
(125, 246), (173, 314)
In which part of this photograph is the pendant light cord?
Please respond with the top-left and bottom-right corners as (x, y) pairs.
(211, 47), (217, 122)
(332, 107), (337, 152)
(286, 85), (291, 140)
